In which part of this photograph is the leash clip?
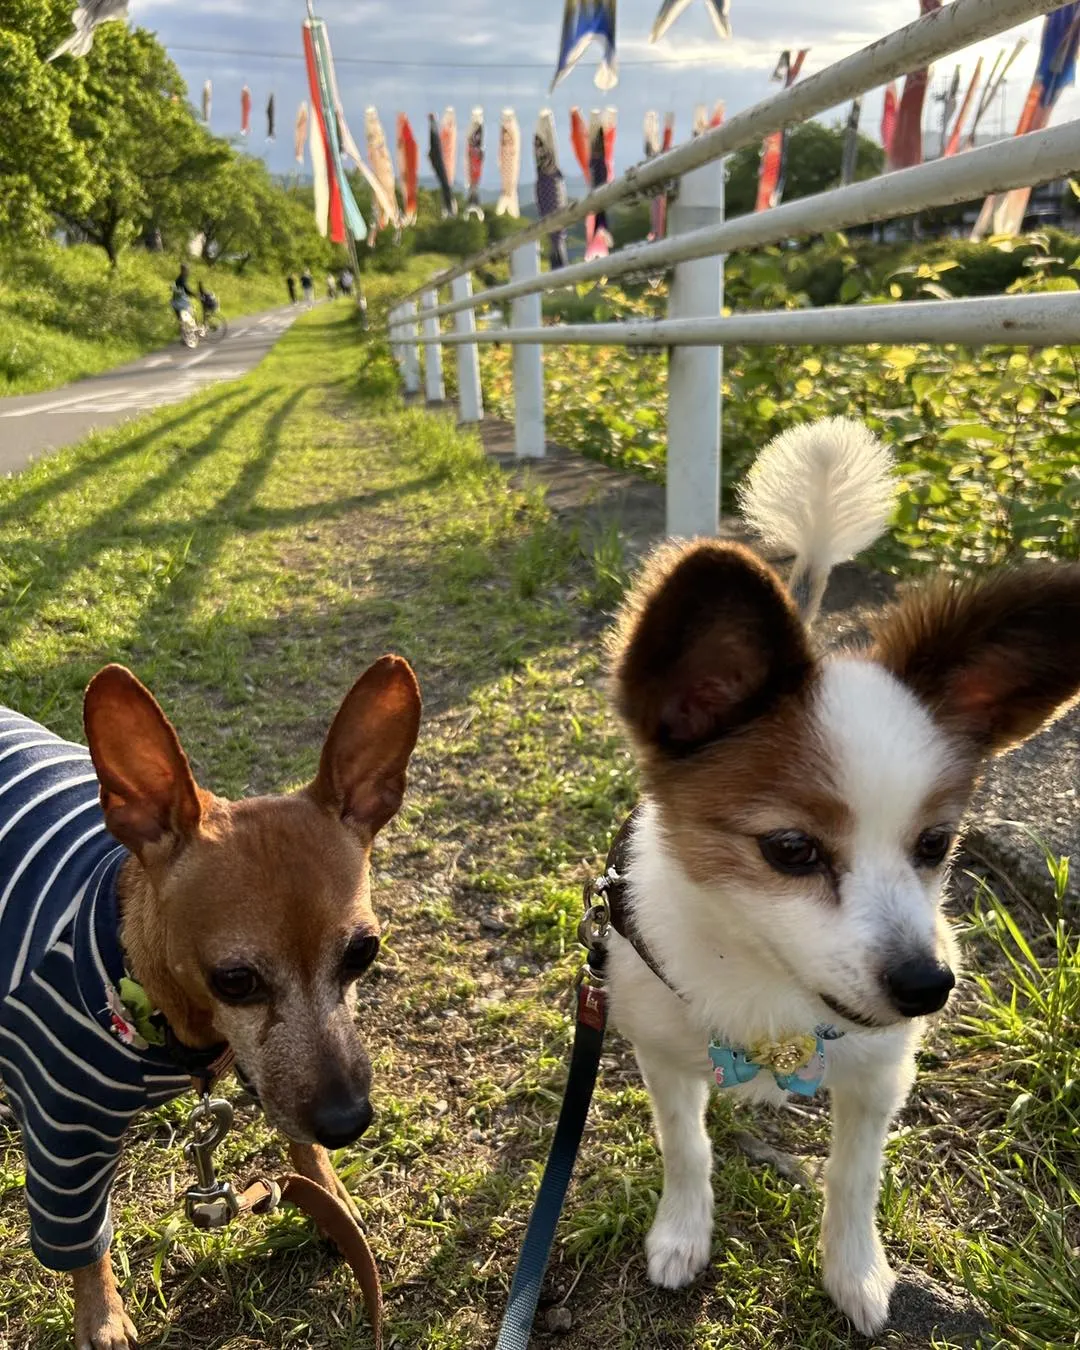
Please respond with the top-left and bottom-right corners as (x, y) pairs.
(579, 873), (612, 947)
(183, 1093), (240, 1230)
(578, 876), (612, 985)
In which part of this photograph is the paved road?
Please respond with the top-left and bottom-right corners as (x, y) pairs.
(0, 304), (302, 477)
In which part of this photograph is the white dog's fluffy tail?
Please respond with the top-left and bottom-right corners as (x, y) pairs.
(738, 417), (895, 624)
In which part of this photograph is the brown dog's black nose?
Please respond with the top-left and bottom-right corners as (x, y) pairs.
(312, 1093), (373, 1148)
(884, 958), (955, 1017)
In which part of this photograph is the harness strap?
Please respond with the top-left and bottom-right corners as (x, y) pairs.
(166, 1024), (234, 1095)
(495, 980), (608, 1350)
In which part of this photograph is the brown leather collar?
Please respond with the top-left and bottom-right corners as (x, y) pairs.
(599, 807), (684, 998)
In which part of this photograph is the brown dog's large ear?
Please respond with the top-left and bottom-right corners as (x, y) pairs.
(310, 656), (422, 836)
(871, 563), (1080, 754)
(610, 541), (814, 755)
(84, 665), (202, 855)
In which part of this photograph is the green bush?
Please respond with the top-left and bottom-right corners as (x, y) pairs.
(480, 233), (1080, 573)
(415, 213), (487, 257)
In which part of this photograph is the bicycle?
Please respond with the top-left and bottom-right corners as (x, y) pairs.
(200, 292), (228, 344)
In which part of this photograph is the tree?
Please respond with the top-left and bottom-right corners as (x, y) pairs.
(187, 154), (280, 268)
(57, 26), (229, 264)
(0, 2), (93, 241)
(725, 121), (885, 218)
(0, 2), (348, 272)
(189, 157), (336, 274)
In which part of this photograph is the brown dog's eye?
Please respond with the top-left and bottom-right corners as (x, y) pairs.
(758, 830), (827, 876)
(342, 933), (380, 982)
(913, 828), (953, 868)
(210, 966), (263, 1004)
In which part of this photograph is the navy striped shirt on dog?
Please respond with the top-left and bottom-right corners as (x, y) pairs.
(0, 708), (190, 1271)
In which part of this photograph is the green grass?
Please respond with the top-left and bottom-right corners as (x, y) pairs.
(0, 243), (292, 396)
(0, 282), (1076, 1349)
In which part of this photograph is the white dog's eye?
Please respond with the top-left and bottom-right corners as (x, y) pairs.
(913, 827), (953, 868)
(758, 830), (827, 876)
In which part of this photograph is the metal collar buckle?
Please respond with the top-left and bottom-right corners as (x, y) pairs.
(183, 1094), (240, 1230)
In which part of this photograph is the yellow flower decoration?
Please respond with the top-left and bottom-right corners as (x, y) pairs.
(748, 1033), (817, 1075)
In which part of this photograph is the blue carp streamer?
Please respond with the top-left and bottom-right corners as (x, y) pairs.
(551, 0), (618, 92)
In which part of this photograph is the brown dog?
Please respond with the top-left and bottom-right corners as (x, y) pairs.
(0, 657), (421, 1349)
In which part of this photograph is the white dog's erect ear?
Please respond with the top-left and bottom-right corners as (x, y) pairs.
(871, 563), (1080, 755)
(610, 541), (815, 755)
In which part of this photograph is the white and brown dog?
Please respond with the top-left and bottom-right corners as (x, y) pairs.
(603, 418), (1080, 1334)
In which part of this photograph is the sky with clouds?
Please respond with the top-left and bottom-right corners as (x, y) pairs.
(127, 0), (1075, 190)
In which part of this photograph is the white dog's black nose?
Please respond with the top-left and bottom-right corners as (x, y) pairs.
(884, 958), (955, 1017)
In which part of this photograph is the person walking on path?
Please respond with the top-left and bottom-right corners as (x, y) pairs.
(286, 273), (298, 304)
(327, 273), (337, 301)
(300, 267), (314, 307)
(339, 268), (354, 299)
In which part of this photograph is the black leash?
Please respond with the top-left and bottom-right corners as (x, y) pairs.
(493, 879), (612, 1350)
(495, 808), (680, 1349)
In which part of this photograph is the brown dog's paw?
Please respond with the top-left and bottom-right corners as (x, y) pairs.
(75, 1307), (139, 1350)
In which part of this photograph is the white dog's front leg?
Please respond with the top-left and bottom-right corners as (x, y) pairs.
(821, 1065), (908, 1335)
(635, 1042), (714, 1289)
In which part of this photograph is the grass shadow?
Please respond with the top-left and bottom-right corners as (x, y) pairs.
(0, 383), (250, 528)
(0, 386), (278, 701)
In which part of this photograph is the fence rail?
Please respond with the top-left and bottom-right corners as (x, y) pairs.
(400, 292), (1080, 349)
(405, 122), (1080, 328)
(389, 0), (1080, 538)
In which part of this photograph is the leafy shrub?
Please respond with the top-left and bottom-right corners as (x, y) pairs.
(478, 233), (1080, 573)
(416, 213), (487, 258)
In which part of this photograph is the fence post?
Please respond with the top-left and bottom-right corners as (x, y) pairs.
(393, 306), (405, 364)
(452, 273), (484, 424)
(421, 288), (446, 403)
(665, 157), (725, 537)
(510, 241), (545, 457)
(389, 305), (401, 363)
(400, 300), (421, 396)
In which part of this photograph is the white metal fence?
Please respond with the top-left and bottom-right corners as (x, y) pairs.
(389, 0), (1080, 538)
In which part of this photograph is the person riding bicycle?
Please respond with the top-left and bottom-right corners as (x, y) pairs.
(170, 264), (197, 326)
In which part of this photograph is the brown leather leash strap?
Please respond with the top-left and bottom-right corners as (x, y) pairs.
(236, 1175), (384, 1350)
